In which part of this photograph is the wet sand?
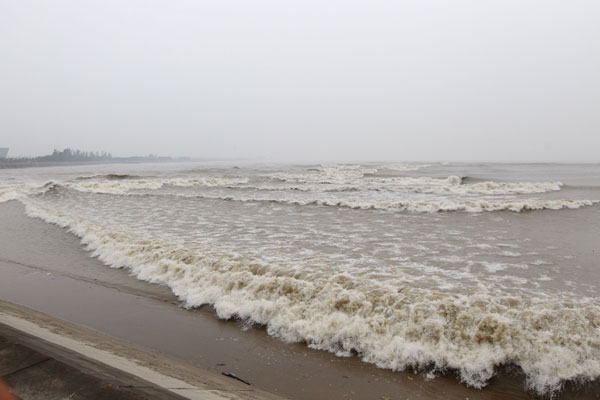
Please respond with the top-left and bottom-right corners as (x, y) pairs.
(0, 200), (598, 399)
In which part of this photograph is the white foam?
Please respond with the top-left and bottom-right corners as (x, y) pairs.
(6, 176), (594, 214)
(64, 178), (569, 199)
(267, 172), (460, 187)
(479, 261), (529, 273)
(267, 164), (377, 184)
(166, 193), (597, 213)
(479, 262), (509, 273)
(67, 179), (164, 194)
(264, 169), (562, 196)
(21, 200), (600, 396)
(0, 182), (55, 203)
(461, 181), (562, 195)
(0, 186), (25, 203)
(66, 177), (249, 194)
(530, 259), (551, 266)
(11, 168), (567, 210)
(380, 163), (432, 172)
(500, 251), (522, 257)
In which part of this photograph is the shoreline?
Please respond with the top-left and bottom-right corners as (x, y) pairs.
(0, 159), (178, 170)
(1, 200), (598, 399)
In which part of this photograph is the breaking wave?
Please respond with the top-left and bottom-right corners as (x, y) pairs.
(379, 163), (432, 172)
(234, 179), (563, 196)
(22, 200), (600, 396)
(0, 182), (57, 203)
(76, 173), (142, 180)
(267, 164), (378, 184)
(63, 172), (568, 200)
(2, 174), (592, 213)
(65, 176), (250, 194)
(136, 192), (597, 213)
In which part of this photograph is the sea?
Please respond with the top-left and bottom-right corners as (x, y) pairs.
(1, 161), (599, 396)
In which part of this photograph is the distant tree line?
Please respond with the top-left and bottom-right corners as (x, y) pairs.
(37, 148), (113, 162)
(0, 148), (176, 169)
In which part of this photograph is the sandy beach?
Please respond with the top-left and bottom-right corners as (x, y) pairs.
(1, 199), (598, 399)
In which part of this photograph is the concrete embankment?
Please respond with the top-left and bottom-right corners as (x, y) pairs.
(0, 301), (285, 400)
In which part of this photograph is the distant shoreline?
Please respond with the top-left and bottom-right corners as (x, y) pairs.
(0, 157), (184, 169)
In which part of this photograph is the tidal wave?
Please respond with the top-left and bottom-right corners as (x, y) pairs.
(22, 200), (600, 396)
(233, 179), (563, 195)
(65, 176), (249, 194)
(1, 172), (593, 213)
(123, 192), (598, 213)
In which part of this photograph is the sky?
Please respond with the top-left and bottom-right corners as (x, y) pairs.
(1, 0), (599, 162)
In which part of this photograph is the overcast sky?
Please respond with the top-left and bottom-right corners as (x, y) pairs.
(1, 1), (599, 162)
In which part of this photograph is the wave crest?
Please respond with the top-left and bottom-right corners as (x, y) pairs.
(66, 176), (249, 194)
(144, 193), (597, 213)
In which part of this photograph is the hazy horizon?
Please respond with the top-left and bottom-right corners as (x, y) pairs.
(3, 150), (600, 165)
(1, 1), (599, 162)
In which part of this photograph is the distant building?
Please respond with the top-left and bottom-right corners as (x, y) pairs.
(0, 148), (8, 159)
